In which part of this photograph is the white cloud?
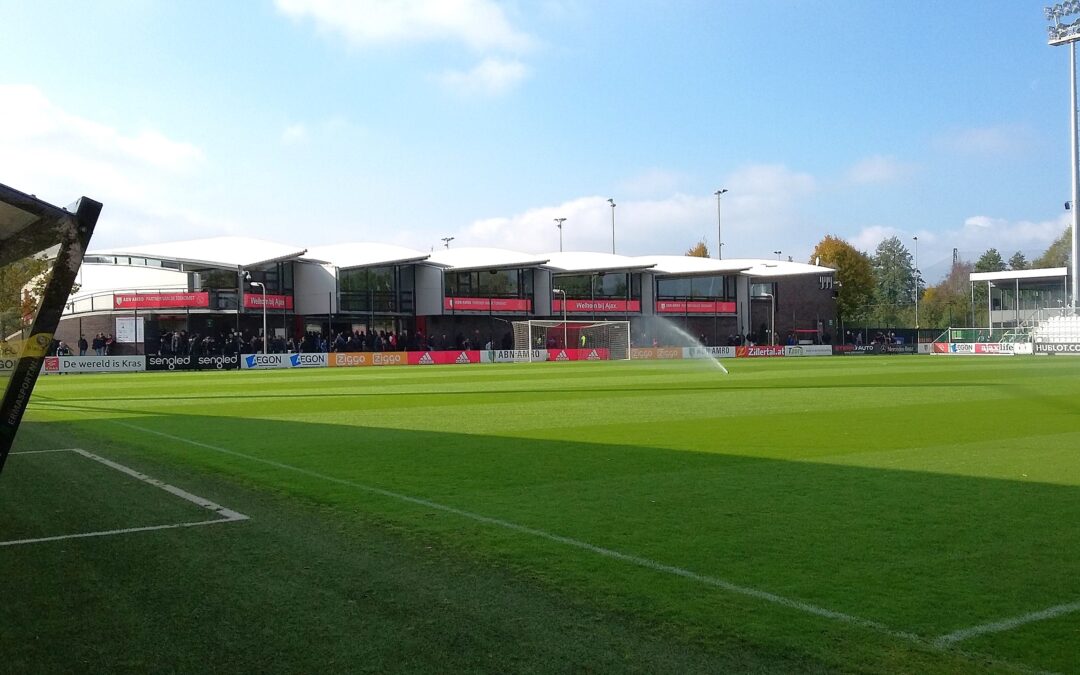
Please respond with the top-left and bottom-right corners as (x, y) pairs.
(281, 123), (309, 145)
(934, 125), (1032, 157)
(851, 225), (902, 253)
(275, 0), (535, 53)
(618, 168), (686, 198)
(845, 155), (913, 185)
(0, 84), (230, 247)
(439, 58), (529, 95)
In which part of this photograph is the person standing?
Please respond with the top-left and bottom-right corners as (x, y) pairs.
(77, 335), (88, 356)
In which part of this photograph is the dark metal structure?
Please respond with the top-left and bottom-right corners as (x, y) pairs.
(0, 183), (100, 472)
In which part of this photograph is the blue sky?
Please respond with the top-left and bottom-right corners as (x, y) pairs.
(0, 1), (1072, 279)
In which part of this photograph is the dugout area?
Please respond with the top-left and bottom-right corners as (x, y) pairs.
(0, 183), (100, 472)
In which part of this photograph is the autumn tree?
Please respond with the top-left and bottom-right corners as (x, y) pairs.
(920, 258), (973, 328)
(809, 235), (874, 327)
(685, 240), (710, 258)
(0, 255), (52, 338)
(1033, 226), (1072, 268)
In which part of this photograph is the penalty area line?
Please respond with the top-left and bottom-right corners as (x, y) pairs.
(109, 419), (920, 644)
(0, 448), (248, 548)
(935, 600), (1080, 647)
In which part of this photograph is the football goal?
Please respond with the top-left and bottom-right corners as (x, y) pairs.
(512, 320), (630, 361)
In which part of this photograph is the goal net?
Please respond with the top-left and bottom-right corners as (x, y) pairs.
(511, 320), (630, 361)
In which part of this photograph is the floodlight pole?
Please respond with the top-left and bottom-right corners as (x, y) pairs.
(555, 217), (566, 252)
(714, 189), (728, 259)
(1046, 7), (1080, 313)
(913, 235), (920, 330)
(250, 281), (267, 355)
(607, 198), (616, 254)
(553, 288), (567, 347)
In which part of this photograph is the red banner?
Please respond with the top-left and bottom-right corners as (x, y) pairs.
(655, 300), (737, 314)
(444, 297), (532, 312)
(113, 292), (209, 309)
(552, 299), (641, 313)
(545, 348), (610, 361)
(408, 350), (482, 365)
(736, 345), (785, 357)
(243, 293), (293, 310)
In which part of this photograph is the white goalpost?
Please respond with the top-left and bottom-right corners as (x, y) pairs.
(511, 320), (631, 361)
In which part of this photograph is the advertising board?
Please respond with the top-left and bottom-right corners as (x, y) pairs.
(655, 300), (737, 314)
(328, 352), (408, 367)
(113, 292), (209, 310)
(1033, 342), (1080, 354)
(629, 347), (683, 360)
(443, 298), (532, 312)
(736, 345), (785, 357)
(242, 294), (294, 310)
(784, 345), (833, 357)
(43, 356), (146, 373)
(241, 353), (327, 369)
(684, 346), (737, 359)
(552, 299), (641, 313)
(482, 349), (549, 363)
(146, 354), (240, 371)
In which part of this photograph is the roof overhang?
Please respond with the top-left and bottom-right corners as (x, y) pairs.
(91, 236), (308, 270)
(969, 267), (1069, 283)
(544, 251), (656, 274)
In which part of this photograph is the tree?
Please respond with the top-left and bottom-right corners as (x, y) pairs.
(920, 258), (973, 328)
(974, 248), (1006, 273)
(871, 236), (914, 325)
(1008, 251), (1029, 271)
(809, 235), (874, 327)
(685, 240), (709, 258)
(1033, 226), (1072, 268)
(0, 254), (51, 339)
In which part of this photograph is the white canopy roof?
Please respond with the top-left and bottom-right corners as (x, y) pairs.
(970, 267), (1068, 283)
(92, 236), (308, 269)
(302, 243), (432, 270)
(638, 255), (754, 276)
(426, 246), (549, 271)
(739, 259), (835, 277)
(542, 251), (656, 274)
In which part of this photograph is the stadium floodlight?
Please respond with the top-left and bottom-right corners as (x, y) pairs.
(714, 189), (728, 260)
(249, 280), (268, 355)
(1045, 2), (1080, 312)
(441, 236), (454, 249)
(552, 288), (567, 346)
(607, 198), (616, 254)
(0, 183), (100, 474)
(554, 218), (567, 252)
(773, 250), (782, 260)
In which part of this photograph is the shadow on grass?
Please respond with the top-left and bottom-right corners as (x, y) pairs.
(7, 411), (1080, 674)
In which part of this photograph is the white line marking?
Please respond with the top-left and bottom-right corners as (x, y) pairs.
(935, 600), (1080, 646)
(0, 448), (248, 547)
(9, 448), (80, 455)
(110, 420), (919, 642)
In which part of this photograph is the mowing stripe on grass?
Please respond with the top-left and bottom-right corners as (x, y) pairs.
(111, 419), (921, 644)
(0, 448), (249, 547)
(934, 600), (1080, 647)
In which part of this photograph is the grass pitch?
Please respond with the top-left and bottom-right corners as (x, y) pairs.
(3, 356), (1080, 673)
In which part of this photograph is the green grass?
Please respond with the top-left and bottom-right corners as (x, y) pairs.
(3, 356), (1080, 673)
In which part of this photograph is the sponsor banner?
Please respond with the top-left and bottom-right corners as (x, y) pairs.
(784, 345), (833, 357)
(834, 344), (917, 355)
(1014, 342), (1034, 355)
(444, 297), (532, 312)
(629, 347), (684, 360)
(43, 356), (146, 373)
(483, 349), (550, 363)
(0, 356), (17, 372)
(113, 292), (209, 310)
(328, 352), (408, 367)
(1034, 342), (1080, 354)
(932, 342), (950, 354)
(736, 345), (785, 358)
(655, 300), (737, 314)
(241, 353), (327, 369)
(684, 346), (737, 359)
(546, 348), (610, 361)
(974, 342), (1016, 355)
(408, 350), (482, 366)
(243, 293), (294, 310)
(553, 299), (641, 313)
(146, 354), (240, 371)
